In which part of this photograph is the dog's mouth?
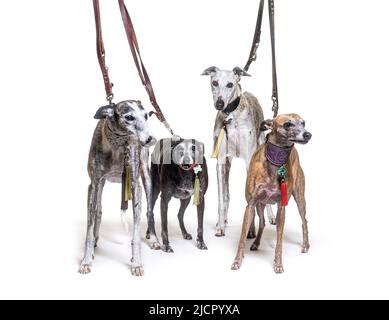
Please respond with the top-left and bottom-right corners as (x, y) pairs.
(289, 139), (309, 145)
(179, 164), (195, 171)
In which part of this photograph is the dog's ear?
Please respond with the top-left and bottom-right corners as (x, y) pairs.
(233, 67), (251, 77)
(94, 104), (115, 119)
(260, 119), (274, 131)
(201, 66), (219, 76)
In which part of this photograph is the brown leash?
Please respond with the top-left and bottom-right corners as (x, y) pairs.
(244, 0), (279, 118)
(118, 0), (175, 136)
(93, 0), (114, 103)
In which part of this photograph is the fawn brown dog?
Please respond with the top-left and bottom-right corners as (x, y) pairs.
(231, 113), (312, 273)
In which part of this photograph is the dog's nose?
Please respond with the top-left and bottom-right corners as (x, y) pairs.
(216, 98), (225, 110)
(303, 132), (312, 141)
(182, 156), (193, 165)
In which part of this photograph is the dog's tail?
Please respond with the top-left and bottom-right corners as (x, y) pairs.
(121, 209), (132, 233)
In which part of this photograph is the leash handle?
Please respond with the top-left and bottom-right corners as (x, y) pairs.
(93, 0), (114, 103)
(268, 0), (279, 118)
(244, 0), (265, 72)
(118, 0), (175, 137)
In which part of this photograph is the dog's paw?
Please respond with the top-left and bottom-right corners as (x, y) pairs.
(150, 241), (161, 250)
(78, 264), (92, 274)
(273, 263), (284, 274)
(130, 265), (144, 277)
(196, 241), (208, 250)
(247, 231), (256, 239)
(250, 242), (259, 251)
(301, 243), (310, 253)
(269, 218), (277, 226)
(215, 228), (225, 237)
(162, 245), (174, 253)
(231, 260), (242, 271)
(183, 233), (193, 240)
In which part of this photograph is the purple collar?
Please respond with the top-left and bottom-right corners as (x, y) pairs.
(265, 142), (293, 166)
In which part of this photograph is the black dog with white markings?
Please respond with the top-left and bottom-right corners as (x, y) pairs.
(150, 138), (208, 253)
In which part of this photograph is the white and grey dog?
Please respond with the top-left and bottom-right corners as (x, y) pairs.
(79, 100), (159, 277)
(202, 66), (275, 237)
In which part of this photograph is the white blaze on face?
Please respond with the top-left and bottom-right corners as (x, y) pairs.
(120, 100), (156, 146)
(172, 140), (205, 166)
(209, 70), (241, 108)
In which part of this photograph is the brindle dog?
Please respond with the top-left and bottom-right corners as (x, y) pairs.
(231, 114), (312, 273)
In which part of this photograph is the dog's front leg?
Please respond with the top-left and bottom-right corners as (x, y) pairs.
(129, 147), (144, 277)
(274, 205), (286, 274)
(293, 176), (310, 253)
(196, 196), (208, 250)
(140, 148), (161, 250)
(231, 202), (256, 270)
(160, 193), (173, 253)
(215, 157), (232, 237)
(250, 203), (266, 251)
(79, 178), (104, 274)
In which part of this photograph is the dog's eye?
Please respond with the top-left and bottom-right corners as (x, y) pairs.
(212, 81), (219, 87)
(144, 114), (148, 120)
(125, 115), (135, 122)
(191, 146), (196, 153)
(226, 82), (234, 88)
(283, 122), (294, 130)
(301, 121), (305, 127)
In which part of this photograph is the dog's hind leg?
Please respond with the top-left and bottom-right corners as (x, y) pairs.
(231, 202), (256, 270)
(196, 196), (208, 250)
(93, 179), (105, 248)
(266, 205), (276, 225)
(274, 205), (286, 274)
(215, 156), (232, 237)
(141, 156), (160, 250)
(79, 179), (103, 274)
(250, 203), (266, 251)
(177, 198), (192, 240)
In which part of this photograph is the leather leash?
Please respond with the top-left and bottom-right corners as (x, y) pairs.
(118, 0), (175, 136)
(244, 0), (279, 118)
(268, 0), (279, 118)
(93, 0), (114, 103)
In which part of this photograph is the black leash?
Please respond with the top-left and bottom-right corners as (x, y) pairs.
(243, 0), (279, 118)
(268, 0), (279, 118)
(244, 0), (265, 73)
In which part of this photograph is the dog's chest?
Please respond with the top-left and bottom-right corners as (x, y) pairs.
(174, 179), (195, 199)
(257, 181), (281, 205)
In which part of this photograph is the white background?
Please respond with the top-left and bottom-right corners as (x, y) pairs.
(0, 0), (388, 300)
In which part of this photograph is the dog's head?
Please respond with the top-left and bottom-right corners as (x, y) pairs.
(261, 114), (312, 146)
(201, 66), (250, 111)
(94, 100), (156, 147)
(172, 139), (205, 171)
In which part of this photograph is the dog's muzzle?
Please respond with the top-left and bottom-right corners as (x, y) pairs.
(215, 98), (225, 110)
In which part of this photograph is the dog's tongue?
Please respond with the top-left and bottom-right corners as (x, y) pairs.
(180, 164), (195, 171)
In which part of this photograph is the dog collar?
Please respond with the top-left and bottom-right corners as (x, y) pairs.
(223, 96), (241, 115)
(265, 141), (293, 166)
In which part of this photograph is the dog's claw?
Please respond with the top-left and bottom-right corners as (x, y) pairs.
(231, 260), (242, 270)
(130, 266), (144, 277)
(183, 233), (193, 240)
(250, 243), (259, 251)
(274, 263), (284, 274)
(196, 241), (208, 250)
(247, 231), (256, 239)
(78, 264), (92, 274)
(162, 245), (174, 253)
(215, 229), (225, 237)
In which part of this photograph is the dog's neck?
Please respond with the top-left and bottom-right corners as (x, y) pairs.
(223, 96), (241, 116)
(265, 134), (294, 167)
(104, 119), (133, 150)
